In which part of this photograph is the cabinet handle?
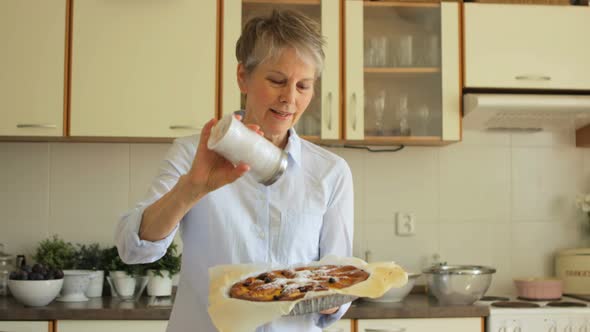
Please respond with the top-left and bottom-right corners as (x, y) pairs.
(365, 328), (406, 332)
(514, 75), (551, 81)
(16, 124), (57, 129)
(350, 92), (357, 131)
(324, 91), (333, 131)
(169, 125), (201, 131)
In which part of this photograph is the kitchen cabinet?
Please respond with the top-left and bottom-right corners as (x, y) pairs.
(221, 0), (460, 145)
(464, 3), (590, 90)
(69, 0), (217, 138)
(221, 0), (340, 140)
(0, 0), (66, 137)
(344, 0), (461, 145)
(0, 321), (50, 332)
(323, 319), (353, 332)
(357, 317), (483, 332)
(56, 320), (168, 332)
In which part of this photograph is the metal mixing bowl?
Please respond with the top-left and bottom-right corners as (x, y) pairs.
(423, 264), (496, 305)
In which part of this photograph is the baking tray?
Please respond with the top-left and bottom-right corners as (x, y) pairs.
(287, 294), (358, 316)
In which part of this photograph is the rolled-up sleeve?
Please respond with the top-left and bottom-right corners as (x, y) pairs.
(115, 137), (195, 265)
(315, 158), (354, 328)
(115, 205), (178, 264)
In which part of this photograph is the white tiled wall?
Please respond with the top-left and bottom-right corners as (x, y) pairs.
(1, 128), (588, 294)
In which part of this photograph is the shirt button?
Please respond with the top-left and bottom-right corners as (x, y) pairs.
(258, 231), (265, 239)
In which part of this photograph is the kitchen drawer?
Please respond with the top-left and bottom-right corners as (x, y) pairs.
(357, 317), (482, 332)
(0, 321), (50, 332)
(56, 320), (168, 332)
(323, 319), (353, 332)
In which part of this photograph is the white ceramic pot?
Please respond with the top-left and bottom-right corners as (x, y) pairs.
(109, 271), (136, 297)
(83, 270), (104, 297)
(57, 270), (94, 302)
(147, 270), (173, 297)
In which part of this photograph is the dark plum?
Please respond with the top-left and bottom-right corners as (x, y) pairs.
(53, 270), (64, 279)
(32, 263), (43, 274)
(28, 272), (44, 280)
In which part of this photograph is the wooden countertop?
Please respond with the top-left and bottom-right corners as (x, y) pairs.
(344, 294), (490, 319)
(0, 294), (488, 321)
(0, 296), (172, 320)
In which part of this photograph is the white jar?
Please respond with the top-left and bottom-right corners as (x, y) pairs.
(207, 114), (288, 186)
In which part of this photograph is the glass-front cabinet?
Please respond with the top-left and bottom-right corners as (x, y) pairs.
(222, 0), (340, 140)
(222, 0), (460, 145)
(345, 0), (460, 145)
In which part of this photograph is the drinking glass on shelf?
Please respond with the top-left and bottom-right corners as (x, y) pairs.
(365, 36), (388, 67)
(373, 90), (386, 135)
(395, 93), (411, 136)
(364, 39), (376, 67)
(398, 34), (414, 67)
(417, 104), (430, 136)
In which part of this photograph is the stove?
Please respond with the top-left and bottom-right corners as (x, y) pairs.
(479, 295), (590, 332)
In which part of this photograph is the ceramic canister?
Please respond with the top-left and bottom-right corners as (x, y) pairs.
(556, 248), (590, 295)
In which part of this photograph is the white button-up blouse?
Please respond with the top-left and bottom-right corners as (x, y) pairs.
(115, 128), (354, 332)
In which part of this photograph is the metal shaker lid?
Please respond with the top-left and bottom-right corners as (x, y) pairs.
(261, 151), (289, 186)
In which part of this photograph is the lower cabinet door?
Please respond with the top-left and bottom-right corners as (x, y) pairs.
(357, 318), (482, 332)
(0, 321), (49, 332)
(56, 321), (168, 332)
(323, 319), (353, 332)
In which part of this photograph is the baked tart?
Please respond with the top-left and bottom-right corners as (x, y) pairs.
(229, 265), (369, 302)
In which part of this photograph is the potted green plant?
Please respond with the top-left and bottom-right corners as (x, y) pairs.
(145, 243), (181, 297)
(34, 236), (94, 302)
(33, 235), (76, 270)
(75, 243), (105, 298)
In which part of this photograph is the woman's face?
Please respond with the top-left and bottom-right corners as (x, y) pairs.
(238, 47), (316, 147)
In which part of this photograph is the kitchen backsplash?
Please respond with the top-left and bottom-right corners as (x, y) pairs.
(1, 128), (588, 295)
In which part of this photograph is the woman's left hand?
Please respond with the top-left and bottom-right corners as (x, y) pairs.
(319, 307), (339, 315)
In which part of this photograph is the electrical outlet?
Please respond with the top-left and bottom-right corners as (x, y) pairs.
(396, 212), (415, 236)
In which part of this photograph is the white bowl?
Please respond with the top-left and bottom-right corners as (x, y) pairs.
(8, 279), (64, 307)
(365, 273), (420, 303)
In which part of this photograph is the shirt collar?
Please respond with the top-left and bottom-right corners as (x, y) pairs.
(284, 127), (302, 167)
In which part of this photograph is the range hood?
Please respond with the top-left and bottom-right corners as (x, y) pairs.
(463, 94), (590, 131)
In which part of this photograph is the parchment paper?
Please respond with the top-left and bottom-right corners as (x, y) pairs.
(208, 255), (407, 332)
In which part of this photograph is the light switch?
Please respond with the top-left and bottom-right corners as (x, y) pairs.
(396, 212), (415, 236)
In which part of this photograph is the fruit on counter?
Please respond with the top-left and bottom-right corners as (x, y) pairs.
(9, 263), (64, 281)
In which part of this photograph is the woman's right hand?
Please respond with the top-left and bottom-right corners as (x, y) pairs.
(183, 116), (262, 200)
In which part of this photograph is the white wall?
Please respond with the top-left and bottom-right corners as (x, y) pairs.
(1, 128), (588, 294)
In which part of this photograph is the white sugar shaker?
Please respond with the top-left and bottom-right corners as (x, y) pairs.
(207, 114), (288, 186)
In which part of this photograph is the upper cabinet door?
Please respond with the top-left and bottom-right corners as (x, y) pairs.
(0, 0), (65, 137)
(464, 3), (590, 90)
(70, 0), (217, 137)
(345, 0), (460, 144)
(344, 0), (365, 141)
(221, 0), (340, 140)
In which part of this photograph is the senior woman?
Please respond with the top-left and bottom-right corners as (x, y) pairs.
(115, 9), (353, 332)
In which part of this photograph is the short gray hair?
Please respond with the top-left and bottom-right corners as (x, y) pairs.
(236, 9), (325, 78)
